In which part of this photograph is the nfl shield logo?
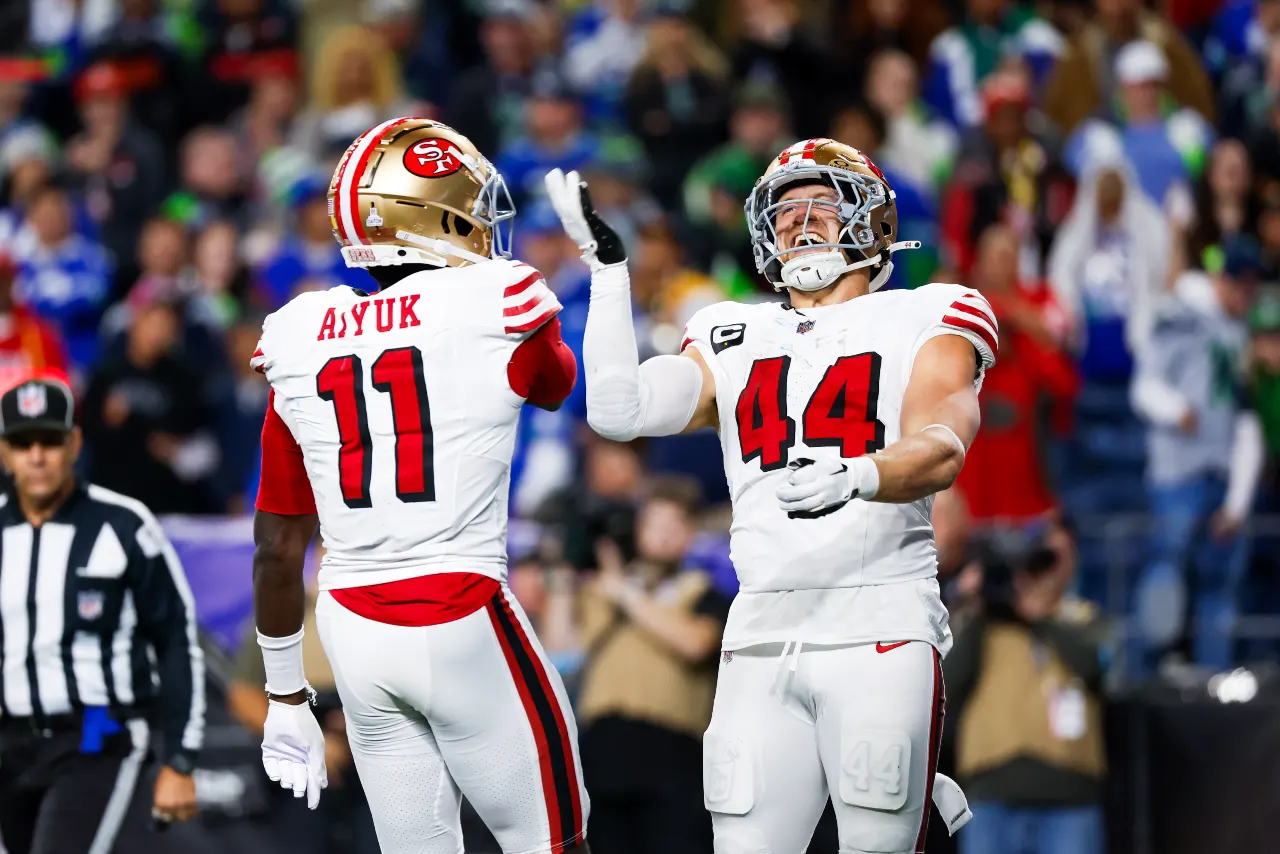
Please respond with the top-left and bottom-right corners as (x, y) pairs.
(796, 320), (815, 335)
(78, 591), (105, 621)
(721, 650), (733, 664)
(17, 383), (47, 417)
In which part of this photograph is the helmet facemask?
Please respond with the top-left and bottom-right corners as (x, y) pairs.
(459, 150), (516, 261)
(746, 163), (915, 293)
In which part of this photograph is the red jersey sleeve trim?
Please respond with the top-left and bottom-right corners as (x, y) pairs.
(255, 390), (318, 516)
(507, 317), (577, 407)
(503, 270), (562, 336)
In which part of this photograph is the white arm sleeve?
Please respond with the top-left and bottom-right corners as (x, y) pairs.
(1223, 410), (1265, 520)
(583, 263), (704, 441)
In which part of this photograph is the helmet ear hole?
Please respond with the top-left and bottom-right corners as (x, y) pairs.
(454, 217), (474, 237)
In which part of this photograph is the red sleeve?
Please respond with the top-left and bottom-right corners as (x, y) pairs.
(506, 316), (577, 409)
(255, 390), (318, 515)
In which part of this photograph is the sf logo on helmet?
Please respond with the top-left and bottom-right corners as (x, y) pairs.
(403, 138), (465, 179)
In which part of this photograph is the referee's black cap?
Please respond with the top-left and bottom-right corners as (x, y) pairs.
(0, 378), (75, 438)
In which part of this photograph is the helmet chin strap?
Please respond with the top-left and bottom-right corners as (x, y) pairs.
(396, 230), (493, 265)
(778, 240), (921, 293)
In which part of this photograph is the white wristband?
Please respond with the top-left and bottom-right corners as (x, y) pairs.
(849, 455), (880, 501)
(257, 627), (307, 696)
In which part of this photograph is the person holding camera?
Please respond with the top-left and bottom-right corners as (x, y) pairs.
(944, 517), (1109, 854)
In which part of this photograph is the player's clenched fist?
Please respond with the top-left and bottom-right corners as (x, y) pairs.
(776, 456), (880, 516)
(261, 699), (329, 809)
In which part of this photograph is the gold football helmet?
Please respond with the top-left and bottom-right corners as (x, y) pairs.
(328, 118), (515, 270)
(745, 138), (919, 292)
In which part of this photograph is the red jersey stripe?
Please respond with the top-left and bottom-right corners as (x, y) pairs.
(506, 306), (560, 335)
(942, 314), (998, 354)
(504, 293), (550, 318)
(503, 270), (546, 297)
(950, 298), (998, 331)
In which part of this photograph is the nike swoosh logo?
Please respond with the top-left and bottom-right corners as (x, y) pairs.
(876, 641), (911, 654)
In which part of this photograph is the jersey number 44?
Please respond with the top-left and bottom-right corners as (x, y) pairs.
(737, 352), (886, 471)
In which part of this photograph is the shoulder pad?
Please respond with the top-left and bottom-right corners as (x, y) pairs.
(915, 282), (999, 369)
(501, 261), (561, 339)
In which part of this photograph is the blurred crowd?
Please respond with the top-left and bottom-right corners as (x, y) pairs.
(4, 0), (1280, 850)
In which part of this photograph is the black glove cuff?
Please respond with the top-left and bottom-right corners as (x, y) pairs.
(579, 184), (626, 266)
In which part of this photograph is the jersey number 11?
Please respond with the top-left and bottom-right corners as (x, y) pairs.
(317, 347), (434, 509)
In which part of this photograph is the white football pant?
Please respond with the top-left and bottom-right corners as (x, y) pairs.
(705, 640), (944, 854)
(315, 586), (589, 854)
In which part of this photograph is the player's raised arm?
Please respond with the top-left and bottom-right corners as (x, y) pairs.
(545, 168), (716, 440)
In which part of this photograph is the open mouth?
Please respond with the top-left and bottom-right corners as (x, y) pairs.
(786, 232), (829, 256)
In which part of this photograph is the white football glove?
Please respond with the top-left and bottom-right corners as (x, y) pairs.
(776, 456), (877, 517)
(544, 168), (626, 271)
(261, 699), (328, 809)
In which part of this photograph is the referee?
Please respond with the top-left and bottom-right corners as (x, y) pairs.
(0, 377), (205, 853)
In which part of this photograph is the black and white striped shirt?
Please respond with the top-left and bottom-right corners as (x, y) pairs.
(0, 482), (204, 765)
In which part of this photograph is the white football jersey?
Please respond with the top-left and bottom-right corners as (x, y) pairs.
(682, 283), (997, 650)
(253, 259), (560, 590)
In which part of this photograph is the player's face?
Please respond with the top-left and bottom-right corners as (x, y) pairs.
(774, 184), (842, 258)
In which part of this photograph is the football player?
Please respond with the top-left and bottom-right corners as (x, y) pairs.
(251, 119), (590, 854)
(546, 138), (990, 853)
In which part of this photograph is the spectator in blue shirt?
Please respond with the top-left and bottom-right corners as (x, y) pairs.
(562, 0), (649, 128)
(496, 66), (601, 211)
(14, 184), (113, 370)
(255, 173), (372, 308)
(1203, 0), (1280, 82)
(1065, 41), (1214, 210)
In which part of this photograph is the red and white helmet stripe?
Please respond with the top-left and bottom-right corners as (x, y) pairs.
(777, 138), (827, 166)
(333, 117), (413, 247)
